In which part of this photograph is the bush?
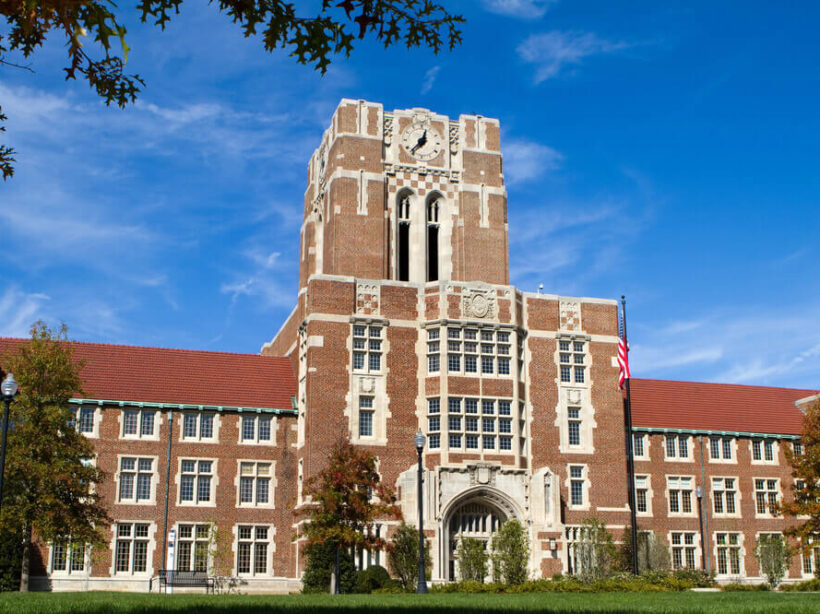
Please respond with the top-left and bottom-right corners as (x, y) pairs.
(780, 578), (820, 592)
(618, 528), (670, 573)
(456, 537), (488, 582)
(573, 517), (617, 581)
(301, 541), (356, 594)
(388, 523), (431, 592)
(491, 519), (529, 585)
(722, 582), (770, 591)
(754, 534), (792, 588)
(354, 564), (391, 593)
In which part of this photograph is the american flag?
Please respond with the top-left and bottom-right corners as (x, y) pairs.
(617, 316), (630, 389)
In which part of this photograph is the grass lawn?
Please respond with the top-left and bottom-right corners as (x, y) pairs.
(0, 592), (819, 614)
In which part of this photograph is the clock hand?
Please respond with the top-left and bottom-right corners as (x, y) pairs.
(411, 130), (428, 154)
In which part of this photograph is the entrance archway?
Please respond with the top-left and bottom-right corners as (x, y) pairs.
(441, 488), (521, 581)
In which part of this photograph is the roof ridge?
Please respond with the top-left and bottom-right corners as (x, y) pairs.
(0, 336), (288, 360)
(632, 377), (818, 395)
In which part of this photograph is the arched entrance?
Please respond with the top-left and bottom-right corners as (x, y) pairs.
(441, 488), (521, 582)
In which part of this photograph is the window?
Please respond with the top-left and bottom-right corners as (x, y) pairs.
(712, 477), (737, 515)
(237, 525), (270, 575)
(239, 462), (272, 506)
(570, 466), (584, 506)
(73, 407), (95, 434)
(667, 476), (693, 514)
(353, 324), (382, 373)
(427, 198), (439, 282)
(179, 460), (213, 504)
(568, 407), (581, 447)
(181, 412), (215, 441)
(114, 523), (150, 574)
(358, 396), (374, 437)
(122, 409), (156, 438)
(118, 457), (154, 503)
(177, 524), (210, 572)
(397, 194), (410, 281)
(665, 435), (690, 459)
(51, 539), (87, 573)
(428, 398), (440, 449)
(754, 479), (779, 516)
(442, 397), (513, 452)
(671, 532), (697, 569)
(716, 533), (741, 575)
(802, 536), (820, 576)
(752, 439), (776, 463)
(710, 437), (733, 461)
(240, 415), (273, 444)
(441, 327), (512, 376)
(793, 440), (803, 456)
(558, 339), (586, 384)
(635, 475), (648, 513)
(632, 433), (645, 458)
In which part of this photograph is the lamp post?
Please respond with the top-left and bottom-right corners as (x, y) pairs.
(696, 486), (707, 571)
(414, 429), (428, 594)
(0, 372), (19, 516)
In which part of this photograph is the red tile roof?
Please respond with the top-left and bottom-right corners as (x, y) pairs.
(0, 338), (296, 410)
(630, 378), (818, 436)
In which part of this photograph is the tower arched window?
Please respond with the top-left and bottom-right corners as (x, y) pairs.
(427, 197), (440, 282)
(397, 194), (411, 281)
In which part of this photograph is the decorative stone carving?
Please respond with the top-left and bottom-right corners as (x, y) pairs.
(469, 463), (498, 486)
(437, 464), (529, 518)
(559, 300), (582, 331)
(567, 388), (582, 405)
(359, 377), (375, 393)
(356, 281), (380, 315)
(449, 122), (459, 154)
(383, 114), (393, 145)
(462, 288), (496, 319)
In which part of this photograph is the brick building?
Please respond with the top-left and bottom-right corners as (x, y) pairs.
(1, 100), (817, 591)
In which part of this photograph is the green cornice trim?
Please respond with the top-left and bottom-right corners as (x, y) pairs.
(632, 426), (799, 440)
(68, 398), (298, 416)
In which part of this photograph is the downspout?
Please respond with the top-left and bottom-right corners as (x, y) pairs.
(698, 436), (711, 573)
(161, 410), (174, 573)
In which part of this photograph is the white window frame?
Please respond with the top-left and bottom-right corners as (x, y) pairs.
(110, 521), (156, 577)
(234, 524), (275, 577)
(176, 458), (218, 507)
(711, 476), (741, 518)
(714, 531), (744, 578)
(708, 436), (736, 464)
(71, 406), (100, 438)
(666, 475), (696, 517)
(668, 531), (700, 570)
(753, 477), (780, 518)
(174, 523), (212, 573)
(566, 464), (590, 511)
(632, 433), (648, 460)
(557, 336), (588, 386)
(180, 411), (219, 443)
(237, 414), (276, 445)
(49, 538), (89, 576)
(115, 455), (159, 505)
(235, 460), (276, 509)
(352, 322), (384, 374)
(635, 474), (653, 517)
(664, 434), (692, 462)
(750, 438), (779, 465)
(119, 408), (160, 441)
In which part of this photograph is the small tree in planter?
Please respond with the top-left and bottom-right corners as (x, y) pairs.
(456, 537), (488, 582)
(491, 519), (529, 585)
(755, 534), (792, 588)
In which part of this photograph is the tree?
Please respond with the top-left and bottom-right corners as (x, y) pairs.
(0, 1), (464, 179)
(455, 537), (488, 582)
(387, 522), (431, 592)
(0, 322), (109, 591)
(491, 518), (529, 585)
(299, 438), (400, 592)
(618, 527), (670, 573)
(780, 399), (820, 565)
(754, 534), (792, 588)
(302, 539), (356, 593)
(573, 517), (617, 581)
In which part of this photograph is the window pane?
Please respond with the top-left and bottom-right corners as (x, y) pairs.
(183, 414), (197, 438)
(259, 417), (271, 441)
(257, 478), (270, 504)
(123, 410), (138, 435)
(200, 414), (213, 439)
(242, 417), (255, 441)
(140, 411), (155, 436)
(79, 408), (94, 433)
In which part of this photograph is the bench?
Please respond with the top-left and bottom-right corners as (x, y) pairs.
(156, 569), (215, 593)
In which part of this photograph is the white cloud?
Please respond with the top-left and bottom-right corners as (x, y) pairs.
(421, 66), (441, 95)
(0, 288), (50, 338)
(481, 0), (557, 19)
(502, 139), (563, 184)
(517, 31), (630, 83)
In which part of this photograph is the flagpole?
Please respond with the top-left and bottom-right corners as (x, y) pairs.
(621, 295), (640, 575)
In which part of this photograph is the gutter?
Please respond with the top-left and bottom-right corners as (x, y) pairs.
(68, 397), (298, 416)
(631, 426), (799, 440)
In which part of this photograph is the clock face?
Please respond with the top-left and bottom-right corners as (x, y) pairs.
(401, 121), (443, 162)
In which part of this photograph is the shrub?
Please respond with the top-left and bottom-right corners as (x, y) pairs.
(618, 528), (670, 573)
(573, 517), (617, 581)
(456, 537), (488, 582)
(491, 519), (529, 585)
(354, 564), (391, 593)
(722, 582), (770, 591)
(754, 534), (792, 588)
(780, 578), (820, 591)
(301, 541), (356, 594)
(387, 523), (432, 592)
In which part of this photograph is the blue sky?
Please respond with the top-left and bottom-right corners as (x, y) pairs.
(1, 0), (818, 389)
